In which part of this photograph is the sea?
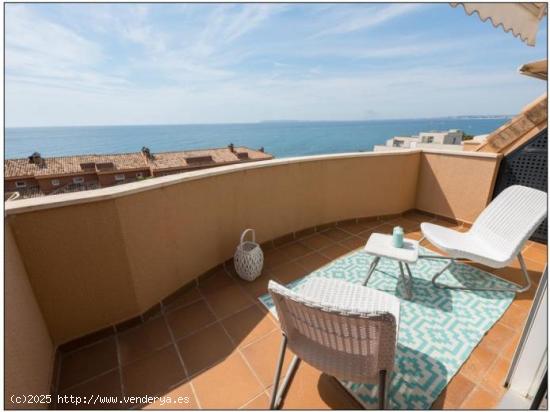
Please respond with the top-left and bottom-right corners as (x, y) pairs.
(5, 118), (510, 160)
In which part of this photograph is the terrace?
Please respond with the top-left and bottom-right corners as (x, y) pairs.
(5, 147), (547, 409)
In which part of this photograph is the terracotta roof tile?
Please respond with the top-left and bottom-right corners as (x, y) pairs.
(5, 147), (273, 179)
(146, 147), (271, 171)
(5, 153), (146, 178)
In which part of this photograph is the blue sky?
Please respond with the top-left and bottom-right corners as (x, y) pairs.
(5, 3), (548, 127)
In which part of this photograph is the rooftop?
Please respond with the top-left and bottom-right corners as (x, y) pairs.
(4, 146), (272, 179)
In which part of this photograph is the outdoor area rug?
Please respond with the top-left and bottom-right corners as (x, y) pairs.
(258, 247), (515, 409)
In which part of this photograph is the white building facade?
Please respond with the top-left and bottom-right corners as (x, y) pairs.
(373, 129), (465, 152)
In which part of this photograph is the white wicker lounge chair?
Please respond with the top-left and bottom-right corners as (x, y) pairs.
(420, 185), (547, 292)
(268, 277), (400, 409)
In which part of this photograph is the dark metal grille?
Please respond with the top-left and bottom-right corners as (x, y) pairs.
(493, 129), (548, 243)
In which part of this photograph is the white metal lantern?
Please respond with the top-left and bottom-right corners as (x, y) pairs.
(234, 228), (264, 281)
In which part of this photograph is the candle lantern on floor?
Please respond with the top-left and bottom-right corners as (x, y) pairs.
(234, 228), (264, 281)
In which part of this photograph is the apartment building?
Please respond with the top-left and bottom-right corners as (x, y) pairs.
(373, 129), (465, 152)
(5, 145), (272, 199)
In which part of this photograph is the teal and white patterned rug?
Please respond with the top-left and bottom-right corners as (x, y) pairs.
(259, 247), (515, 409)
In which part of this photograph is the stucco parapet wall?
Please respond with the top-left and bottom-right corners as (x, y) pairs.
(5, 149), (500, 216)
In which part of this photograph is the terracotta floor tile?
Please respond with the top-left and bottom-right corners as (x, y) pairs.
(318, 243), (350, 260)
(118, 316), (172, 365)
(191, 352), (264, 409)
(459, 344), (498, 384)
(402, 210), (435, 224)
(492, 259), (544, 287)
(515, 285), (538, 301)
(58, 338), (118, 391)
(481, 355), (511, 395)
(177, 323), (235, 376)
(166, 299), (216, 340)
(339, 236), (365, 251)
(294, 252), (331, 273)
(430, 218), (463, 229)
(431, 373), (475, 410)
(198, 267), (235, 294)
(163, 286), (202, 312)
(143, 382), (199, 409)
(522, 240), (535, 251)
(499, 304), (529, 330)
(372, 224), (394, 234)
(523, 256), (546, 272)
(460, 386), (501, 409)
(122, 346), (186, 399)
(240, 391), (270, 409)
(522, 243), (548, 264)
(510, 297), (534, 315)
(278, 242), (314, 261)
(406, 230), (423, 241)
(478, 322), (516, 356)
(267, 261), (309, 285)
(273, 233), (295, 247)
(232, 272), (276, 298)
(357, 229), (375, 241)
(386, 217), (419, 231)
(58, 370), (122, 410)
(280, 362), (360, 409)
(263, 248), (292, 269)
(336, 221), (372, 235)
(221, 305), (277, 348)
(529, 241), (547, 253)
(241, 330), (294, 389)
(321, 227), (352, 242)
(357, 224), (394, 240)
(501, 332), (521, 361)
(364, 219), (386, 228)
(294, 227), (316, 240)
(298, 233), (335, 251)
(203, 284), (255, 319)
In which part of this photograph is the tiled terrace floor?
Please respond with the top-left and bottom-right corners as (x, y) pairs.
(52, 211), (547, 409)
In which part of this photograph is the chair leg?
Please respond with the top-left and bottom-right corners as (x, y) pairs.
(429, 253), (532, 293)
(273, 355), (301, 409)
(270, 335), (287, 409)
(270, 335), (301, 410)
(363, 256), (380, 286)
(378, 370), (387, 409)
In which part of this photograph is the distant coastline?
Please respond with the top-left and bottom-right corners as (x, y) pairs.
(6, 115), (513, 130)
(259, 115), (513, 124)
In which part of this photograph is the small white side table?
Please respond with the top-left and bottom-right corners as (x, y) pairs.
(363, 233), (419, 299)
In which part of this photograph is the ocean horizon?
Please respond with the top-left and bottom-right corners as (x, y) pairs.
(5, 117), (510, 160)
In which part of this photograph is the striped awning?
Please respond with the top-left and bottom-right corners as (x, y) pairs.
(519, 59), (548, 80)
(451, 3), (547, 46)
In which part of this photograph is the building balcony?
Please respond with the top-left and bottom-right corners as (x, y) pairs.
(5, 148), (546, 409)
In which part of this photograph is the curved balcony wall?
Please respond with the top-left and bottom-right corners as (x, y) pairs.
(5, 150), (500, 345)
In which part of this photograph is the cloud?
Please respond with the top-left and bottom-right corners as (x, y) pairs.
(192, 4), (285, 57)
(5, 4), (132, 95)
(4, 3), (547, 128)
(6, 63), (544, 127)
(5, 5), (102, 68)
(313, 4), (422, 37)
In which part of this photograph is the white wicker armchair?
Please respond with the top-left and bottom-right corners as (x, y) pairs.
(420, 185), (547, 292)
(268, 277), (400, 409)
